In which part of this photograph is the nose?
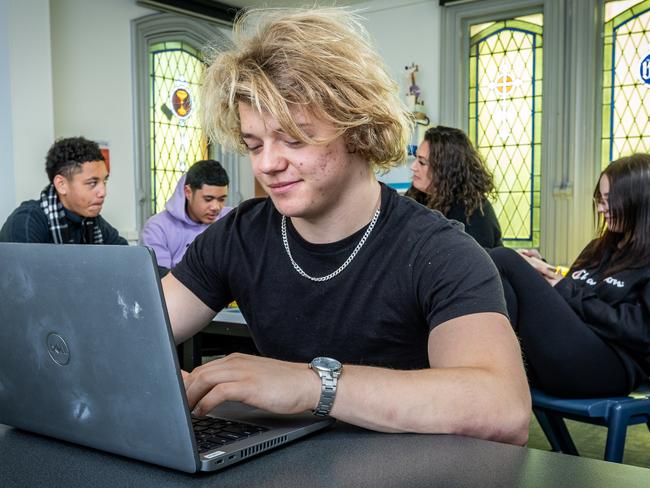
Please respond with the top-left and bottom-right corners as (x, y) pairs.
(595, 199), (608, 214)
(410, 159), (418, 172)
(255, 144), (288, 174)
(212, 200), (224, 213)
(96, 181), (107, 199)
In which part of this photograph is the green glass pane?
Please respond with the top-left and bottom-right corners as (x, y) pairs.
(601, 4), (650, 169)
(469, 17), (543, 244)
(149, 43), (207, 213)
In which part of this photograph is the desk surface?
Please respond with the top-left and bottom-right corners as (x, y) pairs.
(2, 422), (649, 487)
(214, 308), (247, 326)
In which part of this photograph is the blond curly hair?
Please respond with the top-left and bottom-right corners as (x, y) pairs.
(201, 8), (413, 170)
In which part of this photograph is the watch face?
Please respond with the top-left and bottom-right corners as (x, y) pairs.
(313, 357), (341, 371)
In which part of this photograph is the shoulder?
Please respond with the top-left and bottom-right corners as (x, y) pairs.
(387, 191), (468, 247)
(478, 200), (499, 221)
(140, 212), (168, 245)
(444, 202), (468, 224)
(0, 200), (49, 243)
(8, 199), (45, 219)
(142, 210), (174, 232)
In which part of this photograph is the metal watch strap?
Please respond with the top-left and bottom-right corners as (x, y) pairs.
(313, 370), (337, 417)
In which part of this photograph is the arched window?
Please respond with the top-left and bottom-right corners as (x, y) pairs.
(469, 15), (543, 247)
(441, 0), (600, 265)
(601, 0), (650, 168)
(149, 41), (207, 213)
(132, 13), (232, 227)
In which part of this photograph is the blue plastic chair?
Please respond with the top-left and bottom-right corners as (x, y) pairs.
(531, 387), (650, 463)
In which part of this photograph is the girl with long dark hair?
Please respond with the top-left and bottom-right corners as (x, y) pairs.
(490, 153), (650, 397)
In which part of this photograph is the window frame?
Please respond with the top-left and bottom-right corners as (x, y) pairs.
(441, 0), (603, 264)
(132, 12), (231, 230)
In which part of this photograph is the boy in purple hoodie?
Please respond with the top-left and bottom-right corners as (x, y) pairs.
(140, 159), (233, 276)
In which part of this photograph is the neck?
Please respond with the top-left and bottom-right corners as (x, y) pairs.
(290, 175), (382, 244)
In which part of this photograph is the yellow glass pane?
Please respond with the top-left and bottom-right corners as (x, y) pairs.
(605, 0), (646, 22)
(470, 21), (495, 37)
(602, 3), (650, 168)
(515, 14), (543, 26)
(150, 42), (207, 213)
(469, 15), (543, 246)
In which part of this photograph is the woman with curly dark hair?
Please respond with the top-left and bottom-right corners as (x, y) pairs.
(406, 126), (502, 248)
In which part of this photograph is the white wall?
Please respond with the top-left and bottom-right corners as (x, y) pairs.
(50, 0), (155, 240)
(359, 0), (440, 124)
(357, 0), (441, 187)
(0, 0), (55, 225)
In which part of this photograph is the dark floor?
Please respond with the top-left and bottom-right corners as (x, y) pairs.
(528, 417), (650, 468)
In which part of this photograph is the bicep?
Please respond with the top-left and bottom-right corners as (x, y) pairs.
(162, 273), (216, 344)
(428, 312), (524, 374)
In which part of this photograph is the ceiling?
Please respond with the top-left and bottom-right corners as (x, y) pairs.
(223, 0), (370, 7)
(137, 0), (376, 25)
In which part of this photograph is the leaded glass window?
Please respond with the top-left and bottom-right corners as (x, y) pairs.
(602, 0), (650, 168)
(468, 15), (543, 248)
(149, 41), (208, 214)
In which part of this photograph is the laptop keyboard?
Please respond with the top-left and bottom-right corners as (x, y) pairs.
(191, 415), (268, 453)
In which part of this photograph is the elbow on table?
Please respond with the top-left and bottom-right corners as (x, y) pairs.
(458, 391), (531, 446)
(495, 404), (531, 446)
(490, 392), (531, 446)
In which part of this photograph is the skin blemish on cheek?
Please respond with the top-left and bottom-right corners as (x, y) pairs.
(318, 152), (332, 170)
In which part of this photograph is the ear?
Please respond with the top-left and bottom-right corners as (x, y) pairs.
(53, 174), (68, 196)
(183, 185), (193, 201)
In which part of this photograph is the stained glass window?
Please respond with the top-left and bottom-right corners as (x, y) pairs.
(149, 41), (208, 214)
(602, 0), (650, 168)
(468, 15), (543, 248)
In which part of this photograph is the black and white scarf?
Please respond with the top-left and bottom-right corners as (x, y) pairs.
(39, 184), (103, 244)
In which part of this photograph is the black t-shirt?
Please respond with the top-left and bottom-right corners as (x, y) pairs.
(173, 184), (506, 369)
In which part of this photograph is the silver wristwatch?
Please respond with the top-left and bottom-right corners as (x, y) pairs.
(309, 357), (342, 416)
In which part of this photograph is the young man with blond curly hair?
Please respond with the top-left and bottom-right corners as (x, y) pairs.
(162, 8), (530, 445)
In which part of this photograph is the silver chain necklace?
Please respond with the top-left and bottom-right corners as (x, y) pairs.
(281, 208), (381, 282)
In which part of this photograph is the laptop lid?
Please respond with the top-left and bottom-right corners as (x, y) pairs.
(0, 243), (332, 473)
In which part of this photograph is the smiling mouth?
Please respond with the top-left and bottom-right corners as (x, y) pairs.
(269, 181), (297, 188)
(267, 181), (300, 193)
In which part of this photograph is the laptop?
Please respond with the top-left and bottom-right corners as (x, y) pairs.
(0, 243), (334, 473)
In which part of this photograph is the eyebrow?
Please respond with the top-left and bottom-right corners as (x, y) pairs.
(241, 123), (316, 140)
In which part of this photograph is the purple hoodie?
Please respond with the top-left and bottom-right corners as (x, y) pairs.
(139, 174), (233, 269)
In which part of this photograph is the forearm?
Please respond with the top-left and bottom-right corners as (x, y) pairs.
(330, 364), (530, 445)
